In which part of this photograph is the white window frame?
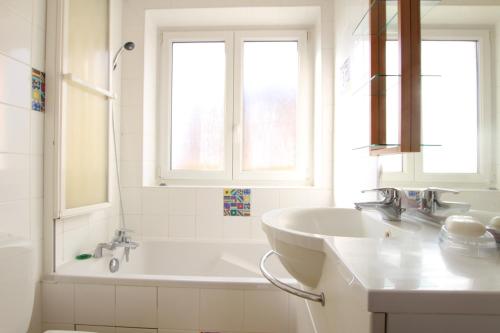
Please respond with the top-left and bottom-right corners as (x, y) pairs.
(381, 29), (493, 188)
(159, 31), (234, 181)
(159, 29), (312, 186)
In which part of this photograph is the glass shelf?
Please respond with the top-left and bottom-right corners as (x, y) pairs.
(353, 0), (441, 37)
(353, 143), (441, 151)
(353, 74), (441, 96)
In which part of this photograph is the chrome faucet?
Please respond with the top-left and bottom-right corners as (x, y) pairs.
(93, 229), (139, 262)
(354, 188), (405, 221)
(408, 187), (470, 225)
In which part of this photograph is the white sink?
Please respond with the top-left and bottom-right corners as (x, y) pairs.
(262, 208), (421, 288)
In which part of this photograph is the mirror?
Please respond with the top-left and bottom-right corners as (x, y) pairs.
(381, 1), (499, 189)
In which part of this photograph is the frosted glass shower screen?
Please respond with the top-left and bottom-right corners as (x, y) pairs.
(62, 0), (110, 210)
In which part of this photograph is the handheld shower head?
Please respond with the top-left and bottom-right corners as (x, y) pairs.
(123, 41), (135, 50)
(112, 41), (135, 71)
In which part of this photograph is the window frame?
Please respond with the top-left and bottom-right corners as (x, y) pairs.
(381, 29), (493, 188)
(159, 31), (235, 181)
(158, 29), (312, 186)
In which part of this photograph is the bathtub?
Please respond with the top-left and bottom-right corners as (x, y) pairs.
(43, 240), (314, 333)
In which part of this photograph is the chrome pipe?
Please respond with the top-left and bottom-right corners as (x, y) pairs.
(260, 250), (325, 306)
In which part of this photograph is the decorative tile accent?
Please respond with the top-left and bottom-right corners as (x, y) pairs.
(32, 68), (45, 112)
(223, 188), (251, 216)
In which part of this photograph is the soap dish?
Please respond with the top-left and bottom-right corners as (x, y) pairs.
(439, 225), (497, 258)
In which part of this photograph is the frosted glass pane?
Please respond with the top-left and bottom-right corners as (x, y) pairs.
(242, 41), (298, 171)
(67, 0), (109, 88)
(65, 85), (108, 208)
(421, 41), (478, 173)
(170, 42), (226, 171)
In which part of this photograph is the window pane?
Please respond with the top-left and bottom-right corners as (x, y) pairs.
(65, 85), (108, 208)
(421, 41), (478, 173)
(242, 41), (298, 171)
(171, 42), (226, 171)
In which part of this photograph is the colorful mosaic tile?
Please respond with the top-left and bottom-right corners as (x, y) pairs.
(223, 188), (251, 216)
(32, 68), (45, 112)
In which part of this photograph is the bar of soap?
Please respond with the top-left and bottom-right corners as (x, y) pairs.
(445, 215), (486, 237)
(489, 216), (500, 230)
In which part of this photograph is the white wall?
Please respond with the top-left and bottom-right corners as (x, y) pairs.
(0, 0), (46, 331)
(120, 0), (334, 241)
(332, 0), (379, 207)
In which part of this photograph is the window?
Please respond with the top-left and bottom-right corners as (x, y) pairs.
(381, 30), (492, 186)
(160, 31), (310, 185)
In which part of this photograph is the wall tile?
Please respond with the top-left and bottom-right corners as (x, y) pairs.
(0, 5), (31, 64)
(30, 154), (43, 198)
(196, 214), (223, 239)
(158, 287), (199, 329)
(29, 197), (43, 240)
(196, 188), (222, 216)
(250, 216), (266, 240)
(76, 325), (116, 333)
(0, 104), (29, 153)
(222, 216), (251, 239)
(117, 328), (157, 333)
(42, 282), (74, 324)
(169, 188), (196, 215)
(120, 133), (142, 162)
(122, 214), (142, 237)
(75, 284), (116, 326)
(42, 323), (75, 331)
(0, 154), (30, 202)
(0, 54), (30, 108)
(251, 188), (279, 216)
(243, 290), (288, 333)
(122, 78), (143, 107)
(116, 286), (157, 328)
(31, 24), (46, 71)
(121, 161), (142, 187)
(30, 111), (44, 154)
(121, 187), (142, 214)
(121, 105), (142, 134)
(169, 215), (196, 238)
(32, 0), (46, 29)
(3, 0), (32, 22)
(199, 289), (244, 332)
(142, 214), (168, 238)
(142, 187), (169, 215)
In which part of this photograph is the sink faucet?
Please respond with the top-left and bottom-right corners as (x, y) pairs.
(407, 187), (470, 225)
(354, 188), (405, 221)
(93, 228), (139, 262)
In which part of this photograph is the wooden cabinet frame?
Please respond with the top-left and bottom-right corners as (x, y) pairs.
(370, 0), (421, 155)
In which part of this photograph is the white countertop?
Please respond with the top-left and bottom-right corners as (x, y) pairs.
(324, 223), (500, 315)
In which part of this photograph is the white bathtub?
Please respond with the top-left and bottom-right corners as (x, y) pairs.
(43, 240), (314, 333)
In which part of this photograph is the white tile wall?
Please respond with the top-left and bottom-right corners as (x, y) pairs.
(44, 281), (312, 333)
(116, 286), (157, 328)
(75, 284), (116, 326)
(0, 1), (46, 332)
(158, 287), (199, 330)
(42, 282), (75, 324)
(199, 289), (244, 331)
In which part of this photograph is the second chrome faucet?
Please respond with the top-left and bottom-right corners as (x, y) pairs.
(355, 187), (470, 224)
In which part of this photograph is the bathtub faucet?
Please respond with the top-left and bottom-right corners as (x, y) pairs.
(93, 228), (139, 262)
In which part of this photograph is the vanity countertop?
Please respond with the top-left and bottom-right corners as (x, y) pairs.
(324, 226), (500, 315)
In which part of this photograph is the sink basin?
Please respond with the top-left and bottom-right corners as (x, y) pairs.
(262, 208), (420, 287)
